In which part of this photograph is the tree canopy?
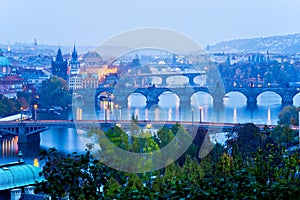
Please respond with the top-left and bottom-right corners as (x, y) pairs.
(278, 105), (299, 126)
(38, 123), (300, 199)
(39, 76), (71, 108)
(0, 94), (20, 117)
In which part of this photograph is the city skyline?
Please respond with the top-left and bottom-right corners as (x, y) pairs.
(1, 0), (300, 48)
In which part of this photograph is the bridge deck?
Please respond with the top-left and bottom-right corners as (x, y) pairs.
(0, 120), (279, 130)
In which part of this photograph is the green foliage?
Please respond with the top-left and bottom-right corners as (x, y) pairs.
(17, 91), (32, 108)
(227, 123), (260, 159)
(39, 76), (71, 108)
(278, 105), (299, 126)
(271, 125), (297, 148)
(40, 123), (300, 199)
(39, 148), (111, 200)
(0, 94), (20, 117)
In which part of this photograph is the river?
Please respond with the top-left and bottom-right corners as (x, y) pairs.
(1, 92), (300, 165)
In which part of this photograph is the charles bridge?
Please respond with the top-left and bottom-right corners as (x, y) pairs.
(70, 71), (300, 107)
(74, 84), (300, 108)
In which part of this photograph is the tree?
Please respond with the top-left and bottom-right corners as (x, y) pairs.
(38, 148), (110, 200)
(228, 123), (260, 159)
(39, 76), (71, 108)
(278, 105), (299, 126)
(271, 125), (296, 148)
(39, 122), (300, 199)
(0, 95), (20, 117)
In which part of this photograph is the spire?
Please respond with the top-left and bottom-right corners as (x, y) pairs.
(72, 43), (78, 61)
(56, 48), (64, 62)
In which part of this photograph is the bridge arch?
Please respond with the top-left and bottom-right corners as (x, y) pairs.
(193, 75), (207, 86)
(293, 92), (300, 106)
(158, 91), (180, 107)
(257, 91), (282, 105)
(224, 91), (247, 106)
(128, 93), (147, 107)
(151, 76), (163, 85)
(166, 75), (189, 86)
(191, 91), (213, 107)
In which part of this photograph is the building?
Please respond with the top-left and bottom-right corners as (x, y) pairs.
(82, 73), (98, 89)
(0, 75), (25, 99)
(0, 49), (11, 77)
(52, 48), (68, 80)
(69, 44), (80, 75)
(68, 75), (83, 90)
(18, 68), (49, 93)
(83, 51), (103, 67)
(0, 152), (44, 200)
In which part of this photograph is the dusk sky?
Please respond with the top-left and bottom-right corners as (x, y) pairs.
(1, 0), (300, 48)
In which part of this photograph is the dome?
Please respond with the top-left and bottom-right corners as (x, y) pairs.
(0, 161), (44, 190)
(0, 56), (10, 66)
(0, 49), (10, 66)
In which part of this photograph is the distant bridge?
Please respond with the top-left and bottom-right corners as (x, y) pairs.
(130, 72), (205, 86)
(71, 69), (300, 107)
(89, 84), (300, 107)
(0, 120), (279, 145)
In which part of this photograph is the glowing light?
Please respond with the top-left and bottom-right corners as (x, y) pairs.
(233, 107), (237, 123)
(33, 158), (39, 167)
(168, 108), (172, 121)
(267, 108), (271, 125)
(145, 108), (149, 121)
(155, 108), (159, 120)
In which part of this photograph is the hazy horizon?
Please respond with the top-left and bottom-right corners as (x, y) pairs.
(1, 0), (300, 48)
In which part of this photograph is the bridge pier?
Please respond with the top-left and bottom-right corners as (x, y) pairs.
(146, 97), (159, 108)
(247, 96), (257, 105)
(211, 93), (225, 105)
(17, 123), (27, 144)
(281, 94), (293, 106)
(15, 123), (44, 157)
(180, 100), (191, 107)
(188, 77), (196, 86)
(17, 124), (44, 144)
(161, 77), (167, 86)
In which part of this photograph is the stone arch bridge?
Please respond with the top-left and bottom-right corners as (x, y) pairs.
(89, 85), (300, 107)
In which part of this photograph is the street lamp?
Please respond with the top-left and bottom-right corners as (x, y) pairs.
(119, 106), (122, 121)
(192, 108), (194, 125)
(20, 107), (24, 123)
(115, 104), (119, 121)
(298, 111), (300, 151)
(104, 108), (107, 123)
(33, 104), (38, 121)
(199, 106), (203, 123)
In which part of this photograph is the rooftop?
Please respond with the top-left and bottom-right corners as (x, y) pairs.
(0, 160), (44, 191)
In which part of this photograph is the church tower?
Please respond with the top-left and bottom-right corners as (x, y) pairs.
(52, 48), (68, 80)
(70, 44), (80, 76)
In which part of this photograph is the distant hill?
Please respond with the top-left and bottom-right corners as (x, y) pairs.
(0, 43), (95, 54)
(209, 33), (300, 54)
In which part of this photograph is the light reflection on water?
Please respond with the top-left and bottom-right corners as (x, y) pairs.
(1, 92), (300, 163)
(92, 92), (293, 125)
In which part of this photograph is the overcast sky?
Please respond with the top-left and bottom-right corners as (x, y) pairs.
(1, 0), (300, 48)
